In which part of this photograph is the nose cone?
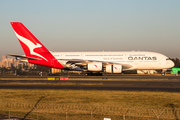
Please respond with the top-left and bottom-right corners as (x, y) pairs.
(169, 60), (175, 68)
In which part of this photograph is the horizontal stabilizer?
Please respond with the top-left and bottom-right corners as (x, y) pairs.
(7, 54), (42, 60)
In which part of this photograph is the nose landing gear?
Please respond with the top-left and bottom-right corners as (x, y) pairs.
(161, 69), (167, 76)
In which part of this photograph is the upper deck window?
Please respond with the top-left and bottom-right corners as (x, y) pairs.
(65, 55), (80, 56)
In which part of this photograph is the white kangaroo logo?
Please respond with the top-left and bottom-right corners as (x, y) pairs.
(15, 32), (48, 61)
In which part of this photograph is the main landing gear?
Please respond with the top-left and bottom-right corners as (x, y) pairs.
(86, 72), (103, 76)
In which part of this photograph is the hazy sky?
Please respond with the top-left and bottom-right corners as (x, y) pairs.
(0, 0), (180, 60)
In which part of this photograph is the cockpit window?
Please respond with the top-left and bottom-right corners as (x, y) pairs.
(166, 58), (170, 60)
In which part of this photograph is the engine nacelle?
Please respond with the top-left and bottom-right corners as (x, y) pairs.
(87, 62), (102, 71)
(105, 64), (122, 73)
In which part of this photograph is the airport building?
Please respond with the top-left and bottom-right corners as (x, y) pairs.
(0, 55), (34, 68)
(137, 70), (157, 74)
(51, 68), (61, 74)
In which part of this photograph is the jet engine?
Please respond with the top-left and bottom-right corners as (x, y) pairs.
(87, 62), (102, 71)
(105, 64), (122, 73)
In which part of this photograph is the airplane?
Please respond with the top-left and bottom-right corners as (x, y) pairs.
(9, 22), (174, 76)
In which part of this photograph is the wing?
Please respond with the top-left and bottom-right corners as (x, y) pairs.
(55, 59), (133, 70)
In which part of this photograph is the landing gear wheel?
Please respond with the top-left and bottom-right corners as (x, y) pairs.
(161, 72), (165, 76)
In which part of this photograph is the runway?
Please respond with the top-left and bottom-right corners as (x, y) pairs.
(1, 75), (180, 92)
(1, 74), (180, 79)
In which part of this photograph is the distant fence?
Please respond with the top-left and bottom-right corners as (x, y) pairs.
(0, 102), (180, 120)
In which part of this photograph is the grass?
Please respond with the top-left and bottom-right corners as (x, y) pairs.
(0, 82), (104, 85)
(1, 89), (180, 120)
(0, 89), (180, 108)
(0, 77), (169, 81)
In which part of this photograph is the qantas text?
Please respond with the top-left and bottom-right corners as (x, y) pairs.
(128, 57), (157, 60)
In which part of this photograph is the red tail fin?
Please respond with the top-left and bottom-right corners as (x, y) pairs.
(10, 22), (64, 69)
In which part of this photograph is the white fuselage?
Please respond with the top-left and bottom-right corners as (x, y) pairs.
(51, 51), (174, 71)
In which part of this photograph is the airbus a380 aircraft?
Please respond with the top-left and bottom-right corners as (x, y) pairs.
(9, 22), (174, 76)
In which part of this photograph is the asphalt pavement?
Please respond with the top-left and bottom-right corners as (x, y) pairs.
(0, 74), (180, 92)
